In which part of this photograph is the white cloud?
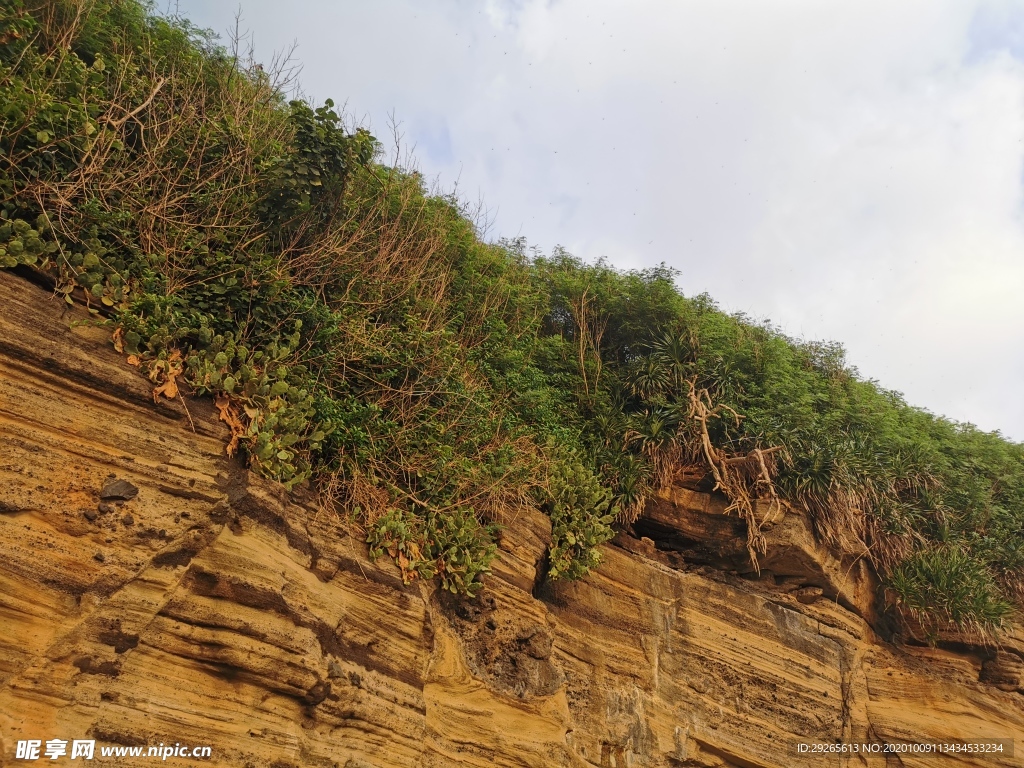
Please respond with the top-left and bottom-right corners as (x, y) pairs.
(178, 0), (1024, 440)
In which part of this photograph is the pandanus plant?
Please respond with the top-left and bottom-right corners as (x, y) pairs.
(650, 329), (694, 389)
(625, 407), (682, 489)
(626, 355), (670, 401)
(609, 452), (652, 523)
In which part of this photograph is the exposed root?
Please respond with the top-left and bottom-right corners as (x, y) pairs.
(687, 381), (785, 573)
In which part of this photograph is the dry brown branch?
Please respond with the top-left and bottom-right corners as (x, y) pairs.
(564, 285), (609, 404)
(19, 31), (290, 300)
(103, 76), (166, 129)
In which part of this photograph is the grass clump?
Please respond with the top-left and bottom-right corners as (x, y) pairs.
(1, 0), (1021, 633)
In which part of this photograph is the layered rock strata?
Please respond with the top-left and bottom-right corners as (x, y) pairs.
(0, 270), (1021, 767)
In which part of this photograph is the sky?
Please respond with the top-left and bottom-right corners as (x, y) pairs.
(174, 0), (1024, 442)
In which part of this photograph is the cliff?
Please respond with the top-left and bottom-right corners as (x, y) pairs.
(0, 269), (1021, 767)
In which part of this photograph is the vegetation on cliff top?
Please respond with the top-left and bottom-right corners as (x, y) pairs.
(2, 0), (1022, 633)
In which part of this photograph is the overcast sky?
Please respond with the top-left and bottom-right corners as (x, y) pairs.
(176, 0), (1024, 442)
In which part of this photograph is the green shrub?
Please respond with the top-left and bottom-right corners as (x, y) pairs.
(1, 0), (1021, 632)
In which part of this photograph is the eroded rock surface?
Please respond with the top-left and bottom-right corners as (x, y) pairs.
(0, 270), (1021, 767)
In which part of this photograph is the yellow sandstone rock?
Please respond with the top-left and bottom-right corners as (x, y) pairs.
(0, 271), (1020, 767)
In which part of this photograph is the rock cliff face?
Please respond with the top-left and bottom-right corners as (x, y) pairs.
(0, 270), (1021, 767)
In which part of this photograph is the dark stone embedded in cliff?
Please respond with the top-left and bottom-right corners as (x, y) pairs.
(516, 625), (554, 660)
(100, 478), (139, 501)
